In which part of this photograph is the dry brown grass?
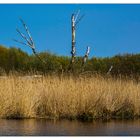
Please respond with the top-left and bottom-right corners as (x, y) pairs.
(0, 74), (140, 120)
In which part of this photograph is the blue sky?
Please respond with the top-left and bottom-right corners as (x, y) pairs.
(0, 4), (140, 57)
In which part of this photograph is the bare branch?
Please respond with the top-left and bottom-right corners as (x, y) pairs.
(82, 46), (90, 66)
(19, 18), (34, 46)
(107, 65), (113, 75)
(13, 39), (29, 46)
(16, 28), (32, 47)
(75, 14), (85, 27)
(14, 18), (47, 65)
(74, 10), (80, 23)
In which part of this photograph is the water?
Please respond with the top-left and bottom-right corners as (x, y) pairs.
(0, 119), (140, 136)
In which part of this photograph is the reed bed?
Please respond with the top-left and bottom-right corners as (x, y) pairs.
(0, 75), (140, 120)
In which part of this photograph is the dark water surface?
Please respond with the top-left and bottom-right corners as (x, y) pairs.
(0, 119), (140, 136)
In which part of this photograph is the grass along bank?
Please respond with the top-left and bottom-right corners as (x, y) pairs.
(0, 75), (140, 120)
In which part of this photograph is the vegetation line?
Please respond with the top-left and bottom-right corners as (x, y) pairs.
(0, 45), (140, 78)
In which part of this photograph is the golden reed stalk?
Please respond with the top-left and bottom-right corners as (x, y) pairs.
(0, 74), (139, 120)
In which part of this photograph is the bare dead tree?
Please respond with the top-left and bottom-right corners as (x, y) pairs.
(82, 46), (90, 66)
(71, 10), (85, 65)
(81, 46), (90, 73)
(13, 18), (47, 65)
(71, 13), (76, 64)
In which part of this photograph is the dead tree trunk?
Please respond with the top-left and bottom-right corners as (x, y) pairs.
(81, 46), (90, 72)
(107, 65), (113, 75)
(71, 14), (76, 65)
(69, 11), (84, 73)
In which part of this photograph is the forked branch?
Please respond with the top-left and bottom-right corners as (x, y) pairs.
(13, 18), (47, 65)
(74, 10), (85, 27)
(75, 14), (85, 27)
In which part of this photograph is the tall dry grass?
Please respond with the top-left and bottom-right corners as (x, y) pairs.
(0, 74), (140, 120)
